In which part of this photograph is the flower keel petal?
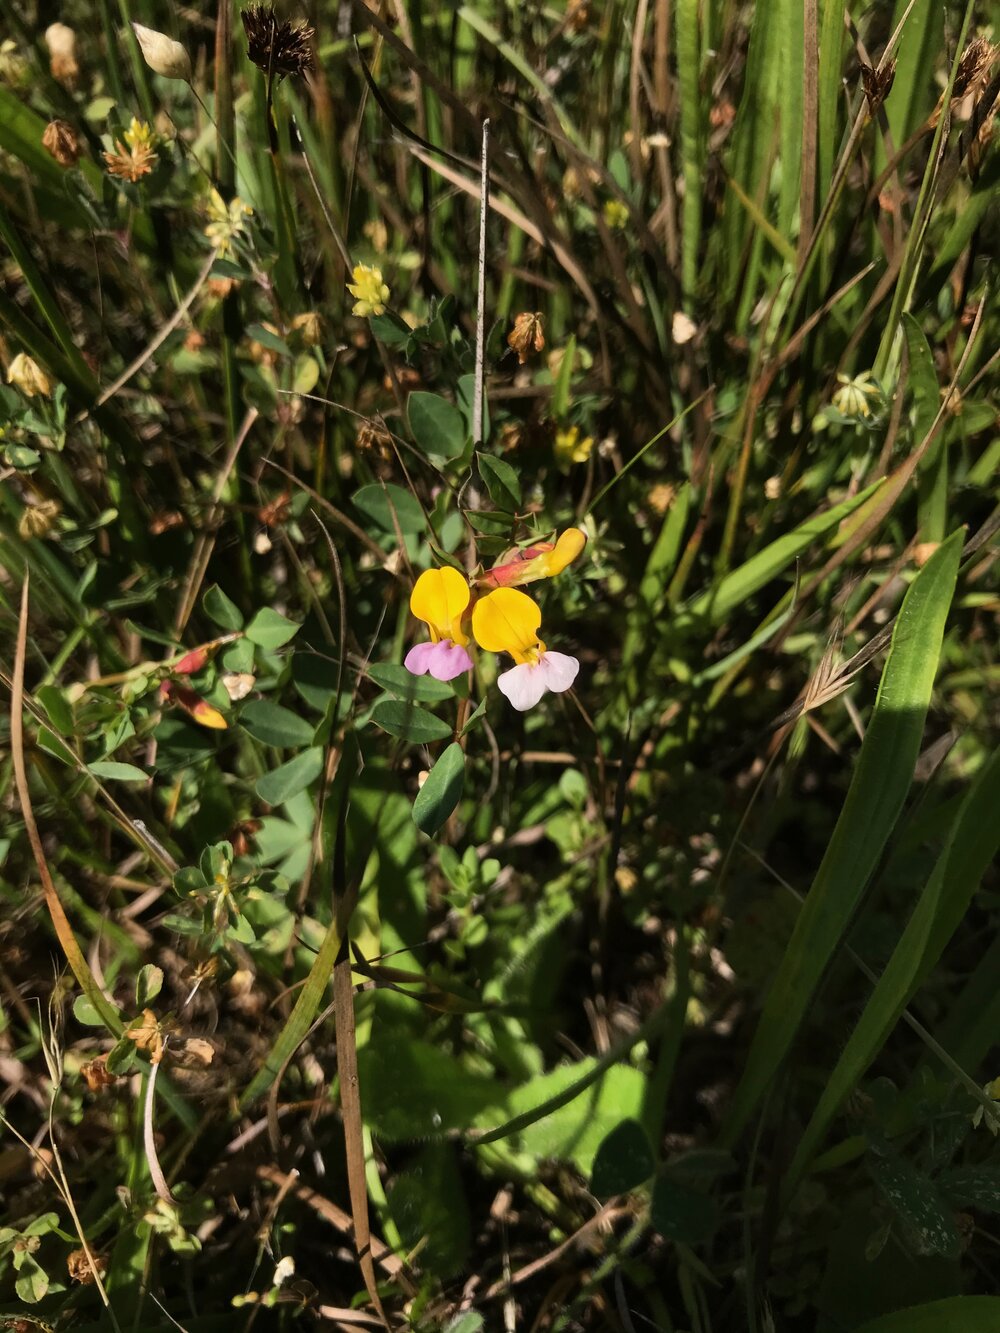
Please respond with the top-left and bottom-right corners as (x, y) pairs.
(497, 663), (548, 711)
(539, 651), (579, 694)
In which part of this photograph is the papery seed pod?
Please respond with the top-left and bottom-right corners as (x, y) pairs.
(507, 311), (545, 365)
(131, 22), (191, 81)
(42, 118), (82, 167)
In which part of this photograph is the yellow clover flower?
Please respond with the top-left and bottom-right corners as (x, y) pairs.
(347, 264), (389, 318)
(472, 588), (578, 711)
(204, 189), (253, 257)
(554, 425), (593, 471)
(404, 566), (473, 682)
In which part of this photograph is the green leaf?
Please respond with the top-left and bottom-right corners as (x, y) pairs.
(73, 995), (104, 1026)
(256, 747), (324, 805)
(35, 684), (74, 735)
(372, 699), (453, 744)
(723, 530), (964, 1143)
(651, 1170), (720, 1244)
(478, 453), (522, 510)
(868, 1152), (960, 1257)
(683, 481), (883, 626)
(787, 745), (1000, 1188)
(245, 606), (301, 649)
(409, 390), (467, 460)
(591, 1118), (656, 1198)
(203, 584), (244, 631)
(367, 662), (456, 703)
(361, 1032), (501, 1142)
(552, 334), (576, 418)
(412, 743), (465, 835)
(88, 761), (149, 783)
(939, 1166), (1000, 1213)
(240, 700), (316, 748)
(15, 1255), (49, 1303)
(135, 964), (163, 1008)
(854, 1299), (1000, 1333)
(388, 1143), (471, 1277)
(245, 322), (290, 356)
(353, 482), (426, 534)
(476, 1059), (647, 1175)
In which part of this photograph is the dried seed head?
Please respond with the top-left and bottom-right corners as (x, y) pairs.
(954, 36), (997, 100)
(67, 1247), (107, 1284)
(861, 60), (896, 115)
(508, 311), (545, 365)
(42, 118), (82, 168)
(241, 4), (315, 80)
(131, 22), (192, 81)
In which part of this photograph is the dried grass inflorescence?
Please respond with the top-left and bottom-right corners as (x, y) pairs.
(241, 4), (315, 80)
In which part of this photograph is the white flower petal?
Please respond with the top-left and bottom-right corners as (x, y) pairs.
(497, 663), (548, 711)
(539, 651), (579, 694)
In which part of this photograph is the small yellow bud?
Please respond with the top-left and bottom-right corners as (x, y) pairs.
(131, 22), (191, 81)
(8, 353), (53, 398)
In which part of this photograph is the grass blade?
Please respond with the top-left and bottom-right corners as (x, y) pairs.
(721, 528), (964, 1144)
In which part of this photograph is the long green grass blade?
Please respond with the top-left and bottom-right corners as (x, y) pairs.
(675, 0), (702, 303)
(855, 1297), (1000, 1333)
(721, 528), (964, 1144)
(786, 745), (1000, 1189)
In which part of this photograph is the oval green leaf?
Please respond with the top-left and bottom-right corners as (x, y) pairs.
(413, 742), (465, 835)
(203, 583), (244, 631)
(368, 662), (456, 703)
(372, 699), (453, 744)
(245, 606), (301, 649)
(409, 390), (467, 460)
(256, 746), (324, 805)
(240, 700), (316, 748)
(353, 482), (426, 534)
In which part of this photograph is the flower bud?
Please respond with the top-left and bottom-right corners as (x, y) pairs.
(7, 352), (53, 398)
(42, 119), (82, 168)
(131, 22), (191, 81)
(44, 23), (79, 87)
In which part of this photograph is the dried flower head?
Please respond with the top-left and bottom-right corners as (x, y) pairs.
(241, 4), (315, 80)
(42, 119), (82, 168)
(0, 39), (28, 86)
(347, 263), (389, 317)
(290, 310), (323, 347)
(131, 22), (192, 81)
(508, 312), (545, 365)
(67, 1247), (107, 1285)
(18, 497), (61, 540)
(45, 22), (79, 87)
(861, 60), (896, 116)
(8, 352), (53, 397)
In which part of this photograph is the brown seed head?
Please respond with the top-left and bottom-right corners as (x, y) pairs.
(241, 4), (315, 79)
(42, 118), (81, 167)
(954, 36), (997, 99)
(861, 60), (896, 115)
(67, 1247), (107, 1284)
(18, 498), (61, 540)
(81, 1054), (118, 1091)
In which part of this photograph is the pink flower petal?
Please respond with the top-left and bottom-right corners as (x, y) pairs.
(405, 639), (471, 682)
(538, 651), (579, 694)
(497, 662), (548, 711)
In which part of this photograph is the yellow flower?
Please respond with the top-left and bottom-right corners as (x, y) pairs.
(347, 264), (389, 318)
(104, 122), (158, 182)
(123, 117), (157, 152)
(410, 567), (471, 647)
(204, 189), (253, 256)
(7, 352), (53, 398)
(602, 198), (629, 230)
(553, 425), (593, 471)
(472, 587), (544, 665)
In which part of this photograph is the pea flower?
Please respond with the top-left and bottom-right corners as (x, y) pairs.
(472, 588), (579, 711)
(347, 264), (390, 317)
(477, 527), (586, 590)
(404, 567), (473, 682)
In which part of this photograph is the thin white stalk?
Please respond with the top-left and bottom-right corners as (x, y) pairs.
(473, 118), (491, 446)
